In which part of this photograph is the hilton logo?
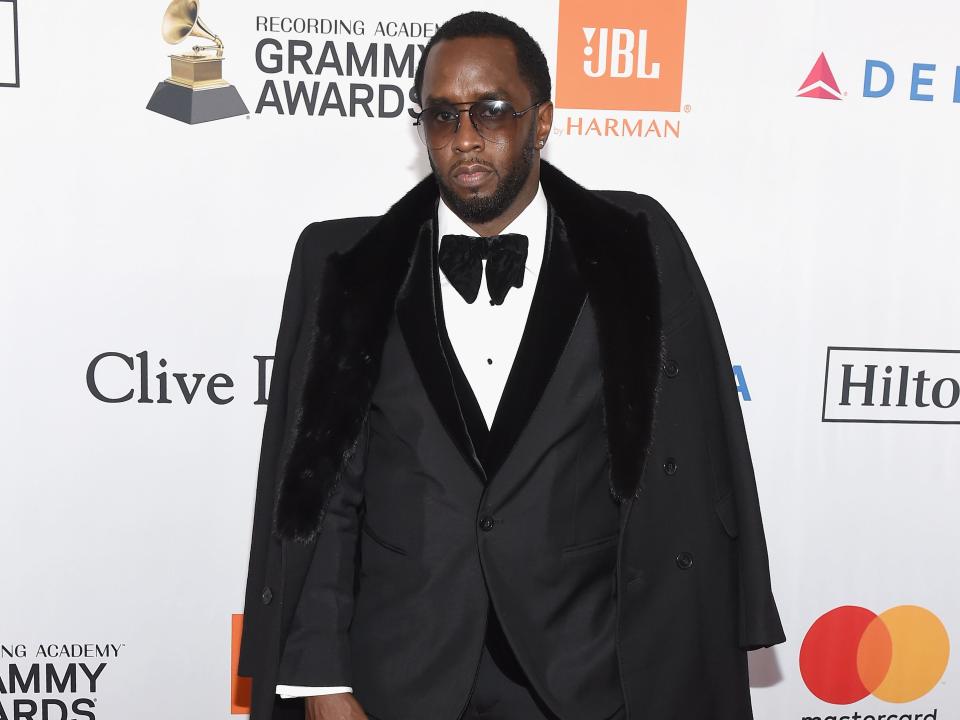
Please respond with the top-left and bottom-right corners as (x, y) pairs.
(822, 347), (960, 424)
(0, 0), (19, 87)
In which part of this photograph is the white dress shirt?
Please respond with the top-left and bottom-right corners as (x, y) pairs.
(276, 183), (549, 699)
(436, 183), (548, 427)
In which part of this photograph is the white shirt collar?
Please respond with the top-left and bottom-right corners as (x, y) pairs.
(436, 182), (548, 283)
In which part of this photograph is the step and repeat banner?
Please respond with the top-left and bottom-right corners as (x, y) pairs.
(2, 0), (957, 718)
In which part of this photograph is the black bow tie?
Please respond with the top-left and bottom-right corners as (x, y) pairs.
(438, 233), (529, 305)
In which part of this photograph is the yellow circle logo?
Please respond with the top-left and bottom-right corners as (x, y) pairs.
(800, 605), (949, 704)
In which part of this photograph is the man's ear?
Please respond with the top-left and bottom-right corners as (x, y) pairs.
(536, 101), (554, 148)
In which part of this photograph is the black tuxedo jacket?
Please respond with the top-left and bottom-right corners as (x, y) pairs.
(238, 161), (786, 720)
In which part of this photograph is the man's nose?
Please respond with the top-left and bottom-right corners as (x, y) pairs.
(452, 109), (484, 152)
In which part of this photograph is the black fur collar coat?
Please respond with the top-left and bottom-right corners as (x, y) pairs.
(239, 159), (785, 720)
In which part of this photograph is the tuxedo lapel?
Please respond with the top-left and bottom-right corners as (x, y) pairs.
(402, 201), (588, 482)
(482, 205), (587, 477)
(272, 176), (437, 543)
(395, 214), (487, 478)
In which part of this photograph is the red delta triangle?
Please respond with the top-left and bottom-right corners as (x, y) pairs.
(797, 52), (843, 99)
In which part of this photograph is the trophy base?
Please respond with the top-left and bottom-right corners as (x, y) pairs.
(146, 80), (249, 124)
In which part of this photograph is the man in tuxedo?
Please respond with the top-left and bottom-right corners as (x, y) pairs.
(238, 11), (785, 720)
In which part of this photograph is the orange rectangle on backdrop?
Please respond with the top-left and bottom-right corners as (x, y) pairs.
(556, 0), (688, 111)
(232, 613), (252, 715)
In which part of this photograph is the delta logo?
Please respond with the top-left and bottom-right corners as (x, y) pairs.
(797, 53), (844, 100)
(797, 52), (960, 103)
(554, 0), (687, 140)
(799, 605), (949, 720)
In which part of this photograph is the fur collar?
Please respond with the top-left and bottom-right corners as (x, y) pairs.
(274, 161), (663, 542)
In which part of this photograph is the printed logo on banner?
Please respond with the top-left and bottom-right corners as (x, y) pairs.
(796, 52), (960, 104)
(800, 605), (949, 709)
(797, 52), (844, 100)
(84, 350), (276, 405)
(146, 0), (249, 124)
(254, 16), (436, 119)
(553, 0), (687, 140)
(0, 0), (20, 88)
(0, 641), (125, 719)
(231, 614), (252, 715)
(733, 364), (751, 401)
(822, 347), (960, 424)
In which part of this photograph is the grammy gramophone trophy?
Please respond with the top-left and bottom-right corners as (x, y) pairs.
(146, 0), (248, 124)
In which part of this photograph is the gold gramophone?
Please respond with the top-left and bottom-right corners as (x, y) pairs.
(146, 0), (248, 124)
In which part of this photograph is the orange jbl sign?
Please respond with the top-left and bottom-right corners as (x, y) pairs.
(555, 0), (688, 111)
(232, 614), (252, 715)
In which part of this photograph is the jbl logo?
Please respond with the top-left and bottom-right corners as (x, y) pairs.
(556, 0), (687, 112)
(581, 28), (660, 79)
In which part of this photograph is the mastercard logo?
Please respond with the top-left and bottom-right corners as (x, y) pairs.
(800, 606), (949, 704)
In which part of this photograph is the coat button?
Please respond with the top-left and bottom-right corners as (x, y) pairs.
(261, 586), (273, 605)
(479, 515), (495, 532)
(675, 552), (694, 570)
(663, 359), (680, 378)
(663, 457), (678, 476)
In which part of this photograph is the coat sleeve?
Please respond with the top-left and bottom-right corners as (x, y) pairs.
(238, 223), (332, 677)
(273, 413), (367, 687)
(238, 220), (372, 686)
(238, 227), (314, 678)
(642, 197), (787, 651)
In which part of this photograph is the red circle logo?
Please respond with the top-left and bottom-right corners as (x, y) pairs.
(799, 605), (949, 704)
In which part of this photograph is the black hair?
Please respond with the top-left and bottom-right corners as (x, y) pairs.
(413, 11), (552, 106)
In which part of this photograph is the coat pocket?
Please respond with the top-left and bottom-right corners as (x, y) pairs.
(713, 492), (740, 539)
(561, 533), (619, 556)
(361, 521), (408, 555)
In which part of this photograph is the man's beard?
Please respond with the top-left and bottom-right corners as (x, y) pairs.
(430, 124), (537, 225)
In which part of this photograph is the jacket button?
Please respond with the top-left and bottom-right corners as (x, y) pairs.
(675, 552), (694, 570)
(261, 586), (273, 605)
(663, 359), (680, 378)
(479, 515), (495, 532)
(663, 457), (678, 475)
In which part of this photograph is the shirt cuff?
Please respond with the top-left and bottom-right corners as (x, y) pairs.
(275, 685), (353, 699)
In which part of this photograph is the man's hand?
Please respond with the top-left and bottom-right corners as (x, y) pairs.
(305, 692), (368, 720)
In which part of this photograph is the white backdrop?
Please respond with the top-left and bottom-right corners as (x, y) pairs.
(2, 0), (957, 718)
